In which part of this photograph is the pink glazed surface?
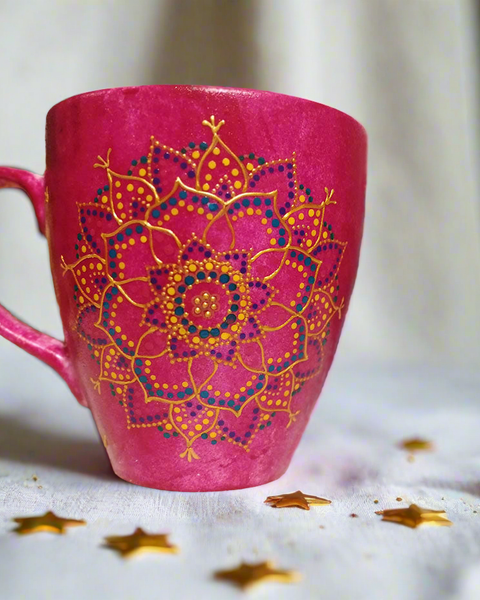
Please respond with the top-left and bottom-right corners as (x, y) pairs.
(3, 86), (367, 491)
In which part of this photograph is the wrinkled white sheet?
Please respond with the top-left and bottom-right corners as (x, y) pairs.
(1, 357), (480, 600)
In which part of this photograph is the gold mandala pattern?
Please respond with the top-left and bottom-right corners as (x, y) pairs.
(63, 116), (346, 459)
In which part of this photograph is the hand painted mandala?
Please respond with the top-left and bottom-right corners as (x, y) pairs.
(62, 115), (347, 462)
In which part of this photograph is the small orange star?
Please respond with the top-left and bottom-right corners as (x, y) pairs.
(399, 438), (434, 452)
(104, 528), (179, 558)
(215, 561), (301, 590)
(13, 511), (86, 535)
(376, 504), (452, 529)
(265, 490), (332, 510)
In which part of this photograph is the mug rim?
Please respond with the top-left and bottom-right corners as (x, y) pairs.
(47, 84), (366, 134)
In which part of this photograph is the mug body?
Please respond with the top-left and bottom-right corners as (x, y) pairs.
(45, 85), (366, 491)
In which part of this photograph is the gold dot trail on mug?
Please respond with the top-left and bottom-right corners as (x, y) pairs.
(264, 490), (332, 510)
(12, 511), (86, 535)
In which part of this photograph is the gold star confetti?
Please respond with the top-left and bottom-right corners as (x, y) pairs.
(376, 504), (452, 529)
(104, 528), (179, 558)
(399, 438), (434, 452)
(13, 511), (86, 535)
(264, 490), (332, 510)
(214, 561), (301, 590)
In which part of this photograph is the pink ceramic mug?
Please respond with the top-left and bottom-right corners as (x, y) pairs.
(0, 86), (366, 491)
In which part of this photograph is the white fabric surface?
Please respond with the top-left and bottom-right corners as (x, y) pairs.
(1, 357), (480, 600)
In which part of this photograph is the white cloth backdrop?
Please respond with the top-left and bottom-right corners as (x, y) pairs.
(0, 0), (479, 366)
(1, 2), (480, 599)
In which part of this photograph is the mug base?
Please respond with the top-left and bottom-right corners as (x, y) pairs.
(110, 462), (290, 492)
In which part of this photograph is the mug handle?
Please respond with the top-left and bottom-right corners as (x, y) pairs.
(0, 167), (82, 403)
